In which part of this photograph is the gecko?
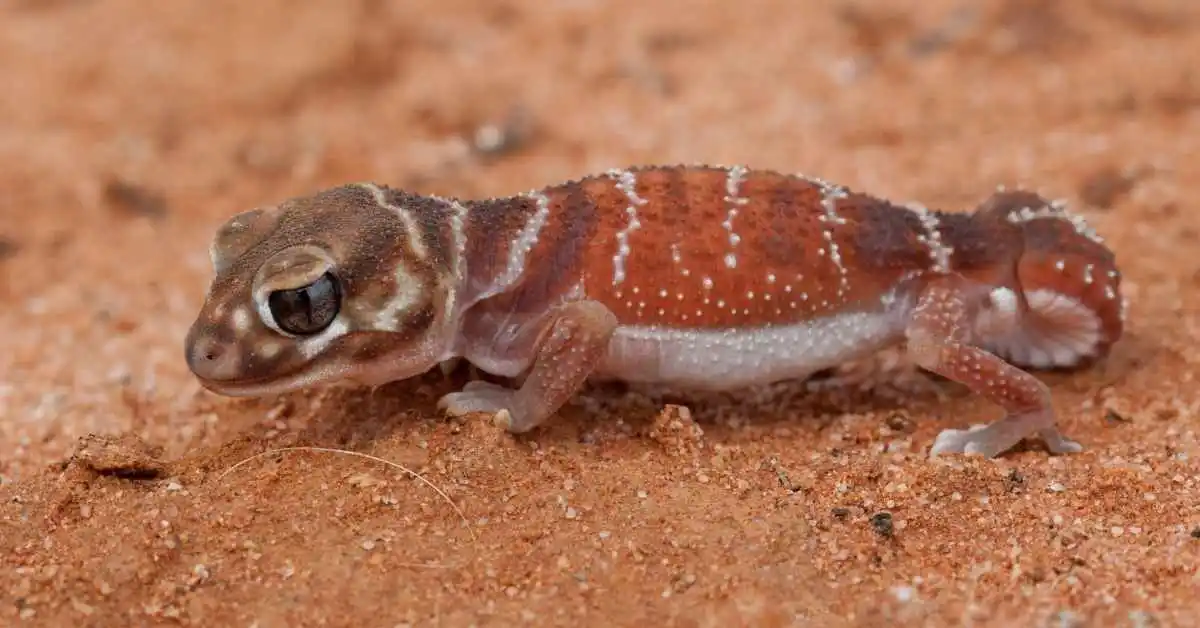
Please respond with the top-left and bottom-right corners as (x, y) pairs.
(183, 164), (1125, 458)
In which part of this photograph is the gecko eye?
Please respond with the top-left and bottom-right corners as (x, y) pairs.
(267, 271), (341, 335)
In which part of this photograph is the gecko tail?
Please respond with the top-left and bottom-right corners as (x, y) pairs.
(975, 284), (1111, 370)
(964, 189), (1125, 371)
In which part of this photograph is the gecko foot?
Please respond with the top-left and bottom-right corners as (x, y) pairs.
(437, 380), (521, 430)
(930, 413), (1083, 458)
(437, 380), (553, 433)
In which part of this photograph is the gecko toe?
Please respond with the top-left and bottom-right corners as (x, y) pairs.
(930, 424), (995, 457)
(437, 382), (516, 417)
(436, 384), (545, 434)
(491, 408), (514, 430)
(1039, 430), (1084, 455)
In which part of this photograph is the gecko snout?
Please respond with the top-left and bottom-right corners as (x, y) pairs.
(185, 327), (243, 382)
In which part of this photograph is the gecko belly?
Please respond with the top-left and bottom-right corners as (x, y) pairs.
(593, 309), (908, 391)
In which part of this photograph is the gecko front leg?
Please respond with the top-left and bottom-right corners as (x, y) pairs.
(906, 275), (1083, 458)
(438, 300), (619, 433)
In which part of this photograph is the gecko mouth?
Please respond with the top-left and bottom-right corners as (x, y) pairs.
(191, 362), (354, 398)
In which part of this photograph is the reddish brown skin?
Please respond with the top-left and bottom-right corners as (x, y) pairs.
(569, 168), (917, 328)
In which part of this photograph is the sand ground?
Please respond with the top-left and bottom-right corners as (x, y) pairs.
(2, 0), (1199, 626)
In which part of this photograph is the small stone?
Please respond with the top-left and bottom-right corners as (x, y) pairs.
(870, 512), (894, 538)
(565, 507), (578, 519)
(1047, 482), (1066, 493)
(361, 539), (376, 551)
(70, 598), (95, 616)
(348, 473), (385, 489)
(891, 586), (915, 603)
(165, 481), (183, 492)
(1190, 526), (1200, 539)
(1111, 526), (1125, 537)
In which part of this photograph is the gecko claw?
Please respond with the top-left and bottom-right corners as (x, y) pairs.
(491, 408), (514, 430)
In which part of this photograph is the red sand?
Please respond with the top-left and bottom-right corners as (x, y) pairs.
(2, 1), (1199, 625)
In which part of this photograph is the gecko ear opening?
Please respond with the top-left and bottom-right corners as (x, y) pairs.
(209, 207), (280, 274)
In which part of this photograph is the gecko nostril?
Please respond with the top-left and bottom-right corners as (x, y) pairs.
(194, 339), (224, 365)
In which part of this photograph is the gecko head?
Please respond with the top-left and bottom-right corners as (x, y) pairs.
(184, 184), (461, 397)
(971, 190), (1125, 370)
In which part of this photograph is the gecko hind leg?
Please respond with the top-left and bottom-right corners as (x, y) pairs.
(437, 300), (619, 433)
(906, 275), (1082, 458)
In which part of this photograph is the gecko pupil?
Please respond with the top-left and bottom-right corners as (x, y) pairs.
(268, 272), (341, 335)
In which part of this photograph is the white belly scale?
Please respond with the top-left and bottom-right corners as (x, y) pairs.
(594, 307), (911, 390)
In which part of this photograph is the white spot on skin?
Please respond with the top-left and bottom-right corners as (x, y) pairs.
(357, 183), (429, 261)
(610, 169), (647, 286)
(990, 287), (1018, 315)
(1005, 200), (1105, 245)
(231, 306), (253, 333)
(298, 317), (350, 360)
(259, 341), (282, 359)
(373, 266), (424, 331)
(907, 203), (954, 273)
(448, 199), (469, 283)
(481, 190), (551, 299)
(814, 181), (854, 300)
(720, 165), (749, 268)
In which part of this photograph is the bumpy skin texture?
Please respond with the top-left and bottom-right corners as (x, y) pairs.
(184, 165), (1125, 458)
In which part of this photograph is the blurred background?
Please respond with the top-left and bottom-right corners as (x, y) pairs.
(2, 1), (1200, 625)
